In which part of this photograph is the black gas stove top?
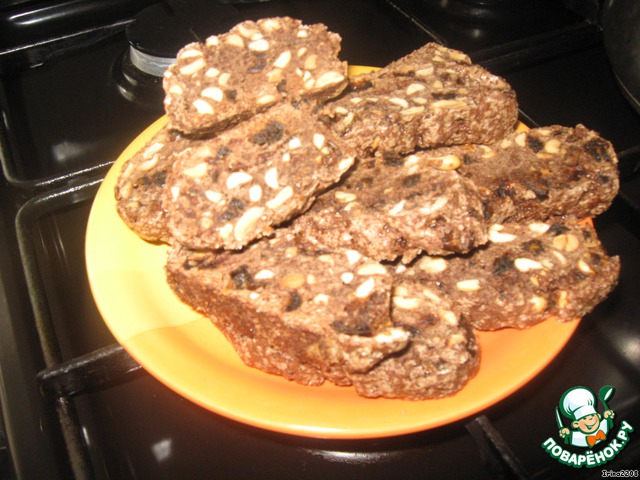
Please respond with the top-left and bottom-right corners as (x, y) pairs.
(0, 1), (639, 479)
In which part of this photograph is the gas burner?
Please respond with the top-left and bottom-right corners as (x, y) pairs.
(126, 0), (242, 75)
(392, 0), (584, 53)
(112, 0), (242, 107)
(111, 48), (165, 111)
(421, 0), (572, 27)
(128, 42), (176, 77)
(603, 0), (640, 115)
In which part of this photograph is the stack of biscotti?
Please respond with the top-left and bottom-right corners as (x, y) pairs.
(116, 17), (353, 246)
(166, 231), (479, 400)
(115, 126), (187, 243)
(395, 219), (620, 330)
(317, 42), (518, 157)
(291, 124), (619, 262)
(164, 102), (355, 250)
(162, 16), (349, 135)
(115, 16), (620, 400)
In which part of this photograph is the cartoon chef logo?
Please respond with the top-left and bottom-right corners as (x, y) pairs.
(557, 386), (615, 448)
(542, 385), (634, 468)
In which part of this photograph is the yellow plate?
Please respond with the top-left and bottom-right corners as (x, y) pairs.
(86, 67), (580, 439)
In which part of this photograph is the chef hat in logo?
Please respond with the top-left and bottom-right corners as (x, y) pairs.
(560, 386), (597, 421)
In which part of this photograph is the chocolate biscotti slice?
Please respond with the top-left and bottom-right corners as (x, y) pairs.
(165, 102), (354, 250)
(290, 151), (488, 263)
(455, 124), (620, 223)
(396, 218), (620, 330)
(165, 232), (412, 388)
(166, 231), (480, 399)
(115, 125), (187, 243)
(318, 43), (518, 157)
(163, 17), (348, 135)
(347, 280), (480, 400)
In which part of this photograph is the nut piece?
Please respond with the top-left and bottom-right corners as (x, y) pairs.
(233, 206), (265, 241)
(264, 167), (279, 189)
(315, 71), (346, 89)
(389, 200), (405, 216)
(392, 295), (422, 310)
(456, 279), (480, 292)
(426, 154), (461, 170)
(417, 256), (448, 274)
(389, 97), (409, 109)
(514, 258), (544, 272)
(313, 133), (326, 150)
(249, 184), (263, 202)
(142, 142), (164, 159)
(479, 145), (495, 159)
(218, 72), (231, 86)
(280, 272), (306, 289)
(180, 58), (206, 75)
(288, 137), (302, 149)
(265, 186), (294, 209)
(248, 38), (270, 52)
(193, 99), (214, 115)
(528, 222), (550, 234)
(313, 293), (330, 304)
(544, 138), (562, 154)
(335, 191), (357, 203)
(183, 162), (208, 178)
(201, 87), (224, 102)
(304, 54), (318, 70)
(557, 290), (569, 309)
(205, 190), (223, 203)
(489, 224), (517, 243)
(257, 94), (277, 106)
(415, 66), (434, 77)
(577, 259), (594, 274)
(529, 295), (548, 313)
(226, 171), (253, 189)
(552, 233), (580, 252)
(273, 50), (292, 68)
(138, 156), (159, 172)
(345, 250), (362, 265)
(254, 269), (275, 280)
(179, 48), (203, 59)
(354, 277), (376, 298)
(356, 262), (388, 276)
(406, 83), (426, 95)
(439, 309), (459, 326)
(400, 106), (425, 116)
(431, 99), (466, 109)
(225, 33), (245, 48)
(341, 272), (355, 284)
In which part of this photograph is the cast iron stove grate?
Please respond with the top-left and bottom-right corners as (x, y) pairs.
(4, 1), (640, 479)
